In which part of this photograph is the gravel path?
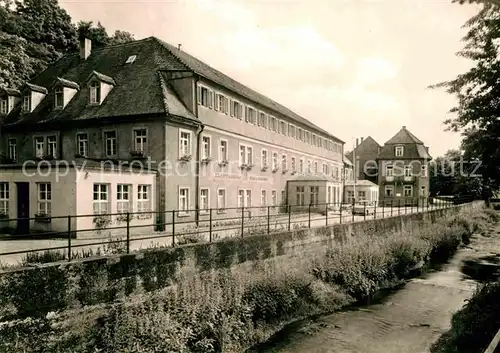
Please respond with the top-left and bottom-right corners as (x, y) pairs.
(257, 217), (500, 353)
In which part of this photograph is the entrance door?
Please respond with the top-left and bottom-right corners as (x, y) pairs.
(16, 182), (30, 234)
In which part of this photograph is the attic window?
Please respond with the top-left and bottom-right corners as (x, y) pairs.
(0, 99), (6, 114)
(22, 95), (31, 113)
(395, 146), (404, 157)
(54, 87), (64, 108)
(125, 55), (137, 64)
(89, 81), (101, 104)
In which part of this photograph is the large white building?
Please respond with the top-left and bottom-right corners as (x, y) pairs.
(0, 37), (345, 238)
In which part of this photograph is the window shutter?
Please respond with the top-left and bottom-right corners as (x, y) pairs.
(230, 100), (234, 117)
(224, 97), (229, 114)
(214, 93), (219, 111)
(197, 85), (201, 105)
(208, 90), (214, 109)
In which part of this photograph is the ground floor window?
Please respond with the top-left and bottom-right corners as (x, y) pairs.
(217, 189), (226, 213)
(117, 184), (131, 214)
(37, 183), (51, 216)
(138, 184), (152, 218)
(238, 189), (251, 210)
(93, 184), (109, 214)
(310, 186), (319, 206)
(281, 190), (286, 206)
(271, 190), (277, 207)
(296, 186), (305, 206)
(385, 185), (394, 197)
(404, 185), (413, 197)
(346, 190), (354, 203)
(261, 189), (267, 211)
(179, 187), (190, 215)
(358, 190), (366, 201)
(0, 182), (9, 216)
(200, 188), (209, 213)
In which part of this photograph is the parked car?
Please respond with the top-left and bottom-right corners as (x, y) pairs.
(352, 201), (375, 215)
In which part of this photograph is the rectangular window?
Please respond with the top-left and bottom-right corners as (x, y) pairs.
(22, 95), (30, 112)
(200, 188), (209, 213)
(404, 185), (413, 197)
(104, 131), (117, 157)
(281, 190), (286, 205)
(179, 187), (190, 214)
(404, 165), (412, 177)
(134, 129), (147, 152)
(297, 186), (305, 206)
(291, 157), (296, 173)
(198, 86), (210, 107)
(137, 184), (151, 217)
(261, 149), (268, 168)
(217, 189), (226, 212)
(246, 190), (252, 208)
(395, 146), (404, 157)
(77, 133), (88, 157)
(238, 189), (245, 208)
(219, 139), (228, 162)
(385, 185), (394, 197)
(0, 182), (9, 216)
(179, 131), (191, 157)
(310, 186), (319, 206)
(47, 135), (57, 158)
(217, 94), (228, 114)
(247, 146), (253, 166)
(35, 136), (44, 158)
(272, 152), (278, 170)
(37, 183), (52, 216)
(421, 164), (428, 177)
(245, 106), (256, 124)
(239, 189), (252, 209)
(282, 154), (287, 171)
(258, 112), (266, 127)
(0, 99), (7, 114)
(307, 160), (311, 173)
(54, 87), (64, 108)
(231, 101), (243, 119)
(261, 189), (267, 208)
(280, 121), (286, 135)
(90, 82), (100, 104)
(385, 164), (393, 176)
(239, 145), (245, 166)
(305, 131), (310, 144)
(202, 135), (211, 159)
(8, 138), (16, 161)
(271, 190), (277, 206)
(358, 191), (366, 201)
(93, 184), (109, 214)
(299, 159), (304, 173)
(116, 184), (131, 214)
(270, 117), (277, 131)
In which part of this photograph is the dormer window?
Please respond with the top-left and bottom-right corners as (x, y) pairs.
(90, 81), (100, 104)
(395, 146), (404, 157)
(22, 95), (31, 113)
(54, 87), (64, 109)
(0, 99), (6, 114)
(86, 71), (115, 106)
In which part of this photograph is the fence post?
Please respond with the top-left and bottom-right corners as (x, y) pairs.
(209, 208), (213, 242)
(326, 203), (329, 226)
(405, 199), (407, 214)
(374, 202), (377, 219)
(391, 200), (393, 217)
(241, 207), (245, 237)
(288, 205), (291, 231)
(172, 210), (175, 247)
(363, 202), (366, 221)
(267, 206), (271, 234)
(339, 201), (342, 224)
(126, 212), (130, 254)
(398, 199), (401, 216)
(308, 204), (311, 228)
(67, 215), (72, 261)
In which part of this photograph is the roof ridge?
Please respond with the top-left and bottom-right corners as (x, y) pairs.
(89, 37), (153, 53)
(153, 36), (343, 143)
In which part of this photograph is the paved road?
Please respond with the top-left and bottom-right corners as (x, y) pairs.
(256, 216), (500, 353)
(0, 204), (450, 266)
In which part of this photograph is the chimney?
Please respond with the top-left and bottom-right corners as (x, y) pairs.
(402, 125), (406, 129)
(177, 44), (182, 50)
(360, 137), (364, 143)
(356, 138), (359, 147)
(425, 146), (429, 152)
(80, 37), (91, 60)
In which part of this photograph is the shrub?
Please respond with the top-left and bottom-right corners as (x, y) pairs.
(431, 281), (500, 353)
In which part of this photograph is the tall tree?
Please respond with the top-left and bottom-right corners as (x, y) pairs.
(430, 1), (500, 189)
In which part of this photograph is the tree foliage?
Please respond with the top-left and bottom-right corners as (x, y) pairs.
(431, 1), (500, 189)
(429, 149), (483, 198)
(0, 0), (135, 91)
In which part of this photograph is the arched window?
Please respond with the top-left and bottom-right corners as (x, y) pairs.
(89, 81), (100, 104)
(54, 86), (64, 108)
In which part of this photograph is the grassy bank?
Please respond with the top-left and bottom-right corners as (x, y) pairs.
(430, 281), (500, 353)
(0, 207), (496, 353)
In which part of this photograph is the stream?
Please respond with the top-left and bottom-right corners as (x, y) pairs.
(249, 223), (500, 353)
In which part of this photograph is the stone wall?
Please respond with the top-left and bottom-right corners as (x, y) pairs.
(0, 202), (480, 322)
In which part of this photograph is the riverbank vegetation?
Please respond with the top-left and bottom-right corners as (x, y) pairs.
(0, 207), (496, 353)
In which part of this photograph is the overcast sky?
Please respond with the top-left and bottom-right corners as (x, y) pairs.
(60, 0), (481, 156)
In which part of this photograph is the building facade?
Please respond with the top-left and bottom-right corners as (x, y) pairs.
(376, 126), (431, 206)
(0, 37), (345, 237)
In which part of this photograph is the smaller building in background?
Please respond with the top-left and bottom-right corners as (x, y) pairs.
(344, 180), (379, 205)
(286, 174), (343, 213)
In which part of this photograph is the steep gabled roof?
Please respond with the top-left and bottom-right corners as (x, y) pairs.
(377, 126), (432, 160)
(154, 37), (343, 143)
(362, 136), (381, 147)
(384, 126), (423, 145)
